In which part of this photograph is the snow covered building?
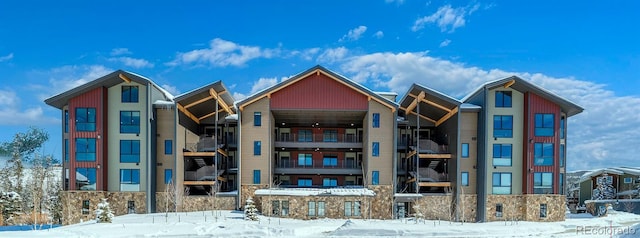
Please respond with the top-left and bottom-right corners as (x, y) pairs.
(45, 65), (582, 224)
(576, 167), (640, 205)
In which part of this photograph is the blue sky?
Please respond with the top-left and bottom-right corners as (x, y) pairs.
(0, 1), (638, 171)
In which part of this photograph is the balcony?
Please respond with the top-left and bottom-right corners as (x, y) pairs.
(274, 160), (363, 175)
(275, 133), (363, 149)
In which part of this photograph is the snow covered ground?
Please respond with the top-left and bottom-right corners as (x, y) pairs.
(3, 210), (640, 238)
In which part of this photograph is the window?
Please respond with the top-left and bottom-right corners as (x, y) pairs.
(534, 143), (554, 166)
(64, 139), (69, 162)
(323, 178), (338, 187)
(308, 201), (316, 216)
(121, 86), (139, 103)
(282, 201), (289, 216)
(164, 169), (172, 184)
(322, 156), (337, 167)
(559, 173), (565, 195)
(120, 169), (140, 191)
(298, 129), (312, 142)
(492, 172), (511, 194)
(624, 177), (633, 184)
(253, 170), (261, 184)
(298, 178), (312, 187)
(253, 141), (261, 155)
(540, 204), (548, 218)
(534, 172), (553, 194)
(559, 144), (565, 167)
(323, 130), (337, 142)
(272, 200), (280, 216)
(164, 140), (172, 155)
(345, 201), (361, 217)
(372, 171), (380, 185)
(75, 108), (96, 131)
(298, 154), (313, 166)
(64, 110), (69, 133)
(560, 116), (566, 139)
(495, 91), (512, 108)
(254, 112), (261, 126)
(496, 204), (503, 217)
(493, 115), (513, 138)
(120, 111), (140, 134)
(120, 140), (140, 163)
(372, 142), (380, 157)
(461, 172), (469, 186)
(461, 143), (469, 158)
(535, 114), (554, 137)
(127, 201), (136, 214)
(82, 200), (90, 214)
(372, 113), (380, 128)
(317, 201), (326, 217)
(76, 168), (97, 190)
(492, 144), (512, 166)
(75, 138), (96, 162)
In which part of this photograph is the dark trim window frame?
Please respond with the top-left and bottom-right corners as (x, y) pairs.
(254, 112), (261, 126)
(535, 113), (555, 137)
(75, 138), (97, 162)
(461, 143), (469, 158)
(120, 111), (140, 134)
(120, 140), (140, 163)
(495, 91), (512, 108)
(492, 144), (512, 166)
(372, 142), (380, 157)
(533, 172), (553, 194)
(492, 172), (512, 194)
(461, 172), (469, 186)
(75, 107), (96, 132)
(121, 85), (139, 103)
(534, 143), (554, 166)
(164, 140), (173, 155)
(372, 113), (380, 128)
(493, 115), (513, 138)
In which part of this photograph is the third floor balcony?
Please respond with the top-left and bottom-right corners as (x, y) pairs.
(274, 129), (363, 149)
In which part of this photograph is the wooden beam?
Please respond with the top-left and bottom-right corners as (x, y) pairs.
(418, 182), (451, 187)
(404, 91), (425, 114)
(418, 154), (452, 159)
(118, 73), (131, 83)
(504, 79), (516, 88)
(406, 177), (416, 183)
(198, 108), (225, 121)
(421, 98), (452, 113)
(184, 95), (214, 109)
(183, 181), (216, 186)
(209, 88), (234, 114)
(217, 176), (227, 182)
(183, 151), (216, 157)
(435, 107), (459, 127)
(405, 150), (417, 159)
(216, 148), (228, 157)
(177, 103), (200, 124)
(407, 110), (437, 123)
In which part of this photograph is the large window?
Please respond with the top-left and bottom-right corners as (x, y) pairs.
(253, 170), (261, 184)
(495, 91), (512, 108)
(120, 140), (140, 163)
(64, 139), (69, 162)
(560, 116), (566, 139)
(372, 171), (380, 185)
(75, 138), (96, 162)
(559, 173), (564, 195)
(461, 172), (469, 186)
(323, 178), (337, 187)
(317, 201), (326, 217)
(492, 144), (512, 166)
(372, 113), (380, 128)
(164, 140), (172, 155)
(64, 110), (69, 133)
(253, 141), (261, 155)
(120, 169), (140, 191)
(322, 156), (337, 167)
(76, 167), (97, 190)
(534, 143), (554, 166)
(298, 154), (313, 166)
(461, 143), (469, 158)
(75, 108), (96, 131)
(121, 86), (139, 103)
(298, 129), (312, 142)
(254, 112), (261, 126)
(492, 172), (511, 194)
(345, 201), (361, 217)
(559, 144), (565, 167)
(323, 130), (337, 142)
(120, 111), (140, 134)
(298, 178), (312, 187)
(534, 172), (553, 194)
(164, 169), (172, 184)
(493, 115), (513, 138)
(372, 142), (380, 157)
(535, 114), (554, 137)
(308, 201), (316, 216)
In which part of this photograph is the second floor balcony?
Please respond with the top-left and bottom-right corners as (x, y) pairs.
(274, 159), (363, 175)
(275, 131), (363, 149)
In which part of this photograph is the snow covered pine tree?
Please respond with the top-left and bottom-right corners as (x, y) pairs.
(591, 174), (615, 200)
(95, 198), (114, 223)
(244, 197), (259, 221)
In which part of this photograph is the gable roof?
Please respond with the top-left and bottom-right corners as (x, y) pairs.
(235, 65), (398, 111)
(174, 81), (235, 124)
(461, 76), (583, 117)
(399, 83), (462, 126)
(44, 70), (173, 109)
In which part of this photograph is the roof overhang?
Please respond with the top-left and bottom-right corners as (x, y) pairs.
(174, 81), (235, 124)
(399, 83), (462, 126)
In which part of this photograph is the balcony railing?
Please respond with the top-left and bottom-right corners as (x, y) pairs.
(275, 133), (362, 143)
(275, 160), (362, 169)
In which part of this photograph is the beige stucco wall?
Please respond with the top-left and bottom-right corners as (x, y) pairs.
(485, 88), (524, 195)
(460, 111), (478, 195)
(156, 107), (176, 192)
(107, 82), (148, 192)
(240, 97), (271, 204)
(366, 100), (395, 185)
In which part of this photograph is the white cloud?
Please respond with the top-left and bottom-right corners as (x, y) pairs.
(161, 84), (180, 96)
(167, 38), (279, 67)
(385, 0), (405, 5)
(109, 57), (154, 68)
(0, 53), (14, 62)
(290, 48), (321, 61)
(0, 90), (57, 125)
(110, 48), (132, 56)
(340, 26), (368, 42)
(29, 65), (113, 102)
(412, 4), (481, 33)
(335, 51), (640, 170)
(317, 47), (349, 64)
(439, 39), (451, 47)
(374, 31), (384, 39)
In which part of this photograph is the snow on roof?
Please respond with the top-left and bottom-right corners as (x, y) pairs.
(460, 103), (481, 110)
(225, 114), (238, 121)
(577, 167), (640, 183)
(254, 188), (376, 197)
(125, 70), (175, 101)
(394, 193), (423, 198)
(154, 100), (174, 105)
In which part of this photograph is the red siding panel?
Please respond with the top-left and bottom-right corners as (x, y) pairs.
(522, 92), (562, 194)
(271, 73), (368, 110)
(68, 87), (107, 191)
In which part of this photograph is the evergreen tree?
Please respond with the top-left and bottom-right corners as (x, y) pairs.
(0, 191), (23, 225)
(244, 197), (259, 221)
(412, 203), (424, 222)
(95, 198), (114, 223)
(591, 174), (615, 200)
